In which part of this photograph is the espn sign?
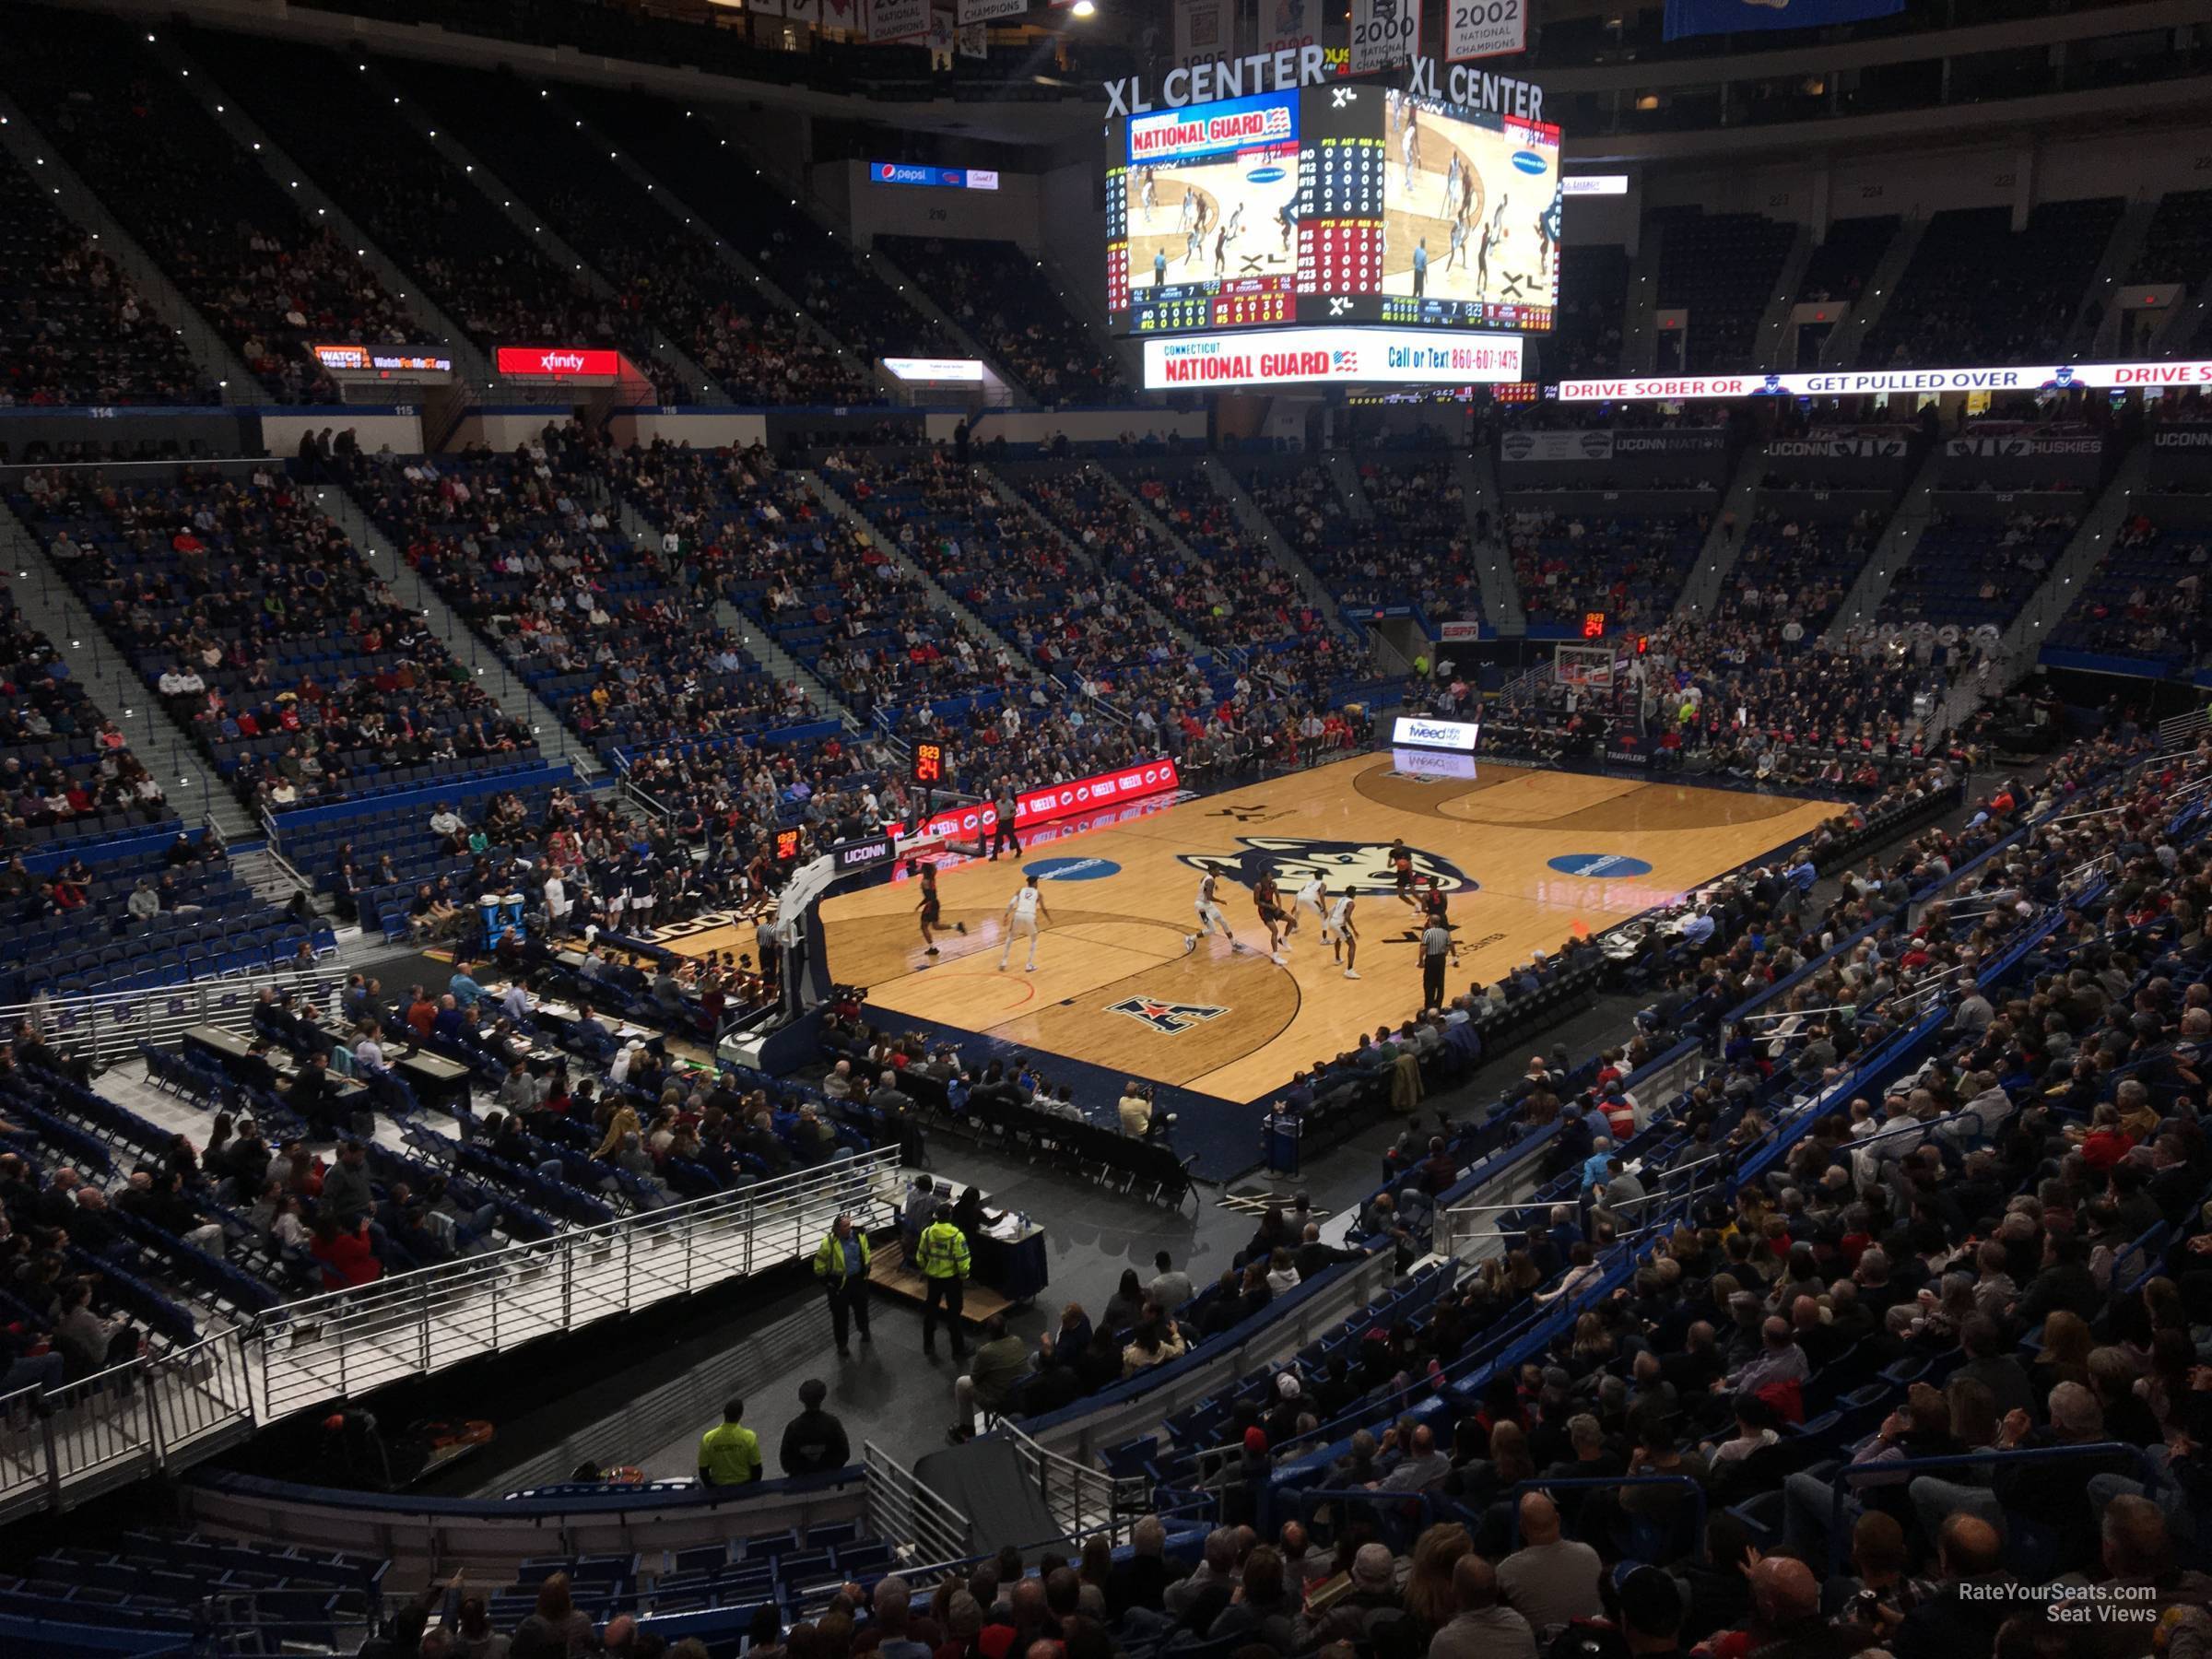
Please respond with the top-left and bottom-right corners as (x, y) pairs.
(904, 759), (1182, 843)
(1142, 325), (1523, 390)
(495, 346), (624, 379)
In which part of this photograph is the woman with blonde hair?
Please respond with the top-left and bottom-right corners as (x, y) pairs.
(2032, 1309), (2094, 1396)
(1399, 1522), (1472, 1645)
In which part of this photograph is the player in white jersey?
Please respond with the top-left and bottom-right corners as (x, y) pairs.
(1327, 888), (1361, 979)
(1180, 182), (1198, 234)
(1441, 150), (1463, 218)
(997, 874), (1053, 972)
(1183, 868), (1242, 955)
(1293, 875), (1328, 939)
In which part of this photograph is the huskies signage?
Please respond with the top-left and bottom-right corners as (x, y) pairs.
(1176, 836), (1477, 895)
(1943, 434), (2106, 458)
(1104, 49), (1542, 120)
(1766, 429), (1911, 460)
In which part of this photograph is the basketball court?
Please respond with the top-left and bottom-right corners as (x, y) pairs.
(1382, 108), (1550, 308)
(736, 753), (1841, 1106)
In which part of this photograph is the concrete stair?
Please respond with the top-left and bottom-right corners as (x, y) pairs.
(1674, 441), (1766, 620)
(2065, 198), (2159, 359)
(1824, 218), (1925, 368)
(0, 89), (264, 404)
(1823, 445), (1945, 643)
(794, 470), (1031, 675)
(1972, 438), (2153, 705)
(1750, 223), (1816, 372)
(1325, 453), (1374, 522)
(150, 34), (497, 393)
(1194, 456), (1344, 624)
(365, 67), (728, 406)
(1622, 223), (1665, 375)
(1451, 449), (1523, 632)
(1072, 467), (1209, 655)
(0, 500), (253, 841)
(303, 482), (605, 781)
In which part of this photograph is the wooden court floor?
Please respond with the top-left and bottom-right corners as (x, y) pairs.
(684, 757), (1841, 1104)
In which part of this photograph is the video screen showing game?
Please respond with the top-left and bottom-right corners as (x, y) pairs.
(1107, 86), (1383, 334)
(1379, 90), (1560, 332)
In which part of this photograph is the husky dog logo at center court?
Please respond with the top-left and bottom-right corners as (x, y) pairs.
(1175, 838), (1477, 895)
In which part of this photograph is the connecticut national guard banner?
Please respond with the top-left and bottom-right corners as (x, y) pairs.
(1663, 0), (1900, 41)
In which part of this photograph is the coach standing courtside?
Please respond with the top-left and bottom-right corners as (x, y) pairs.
(813, 1212), (872, 1357)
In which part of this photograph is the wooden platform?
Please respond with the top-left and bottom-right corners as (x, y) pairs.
(780, 756), (1838, 1106)
(865, 1236), (1010, 1326)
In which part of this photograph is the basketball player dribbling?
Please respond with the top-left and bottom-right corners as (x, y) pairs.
(1390, 839), (1418, 909)
(1252, 873), (1289, 964)
(914, 859), (966, 957)
(1185, 866), (1242, 955)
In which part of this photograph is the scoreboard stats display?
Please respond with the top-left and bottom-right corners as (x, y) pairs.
(1107, 83), (1559, 336)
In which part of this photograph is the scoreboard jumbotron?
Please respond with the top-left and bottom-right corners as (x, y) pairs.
(1106, 78), (1559, 390)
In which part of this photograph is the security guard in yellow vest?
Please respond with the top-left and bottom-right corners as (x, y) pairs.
(697, 1396), (762, 1486)
(915, 1201), (971, 1359)
(813, 1211), (873, 1357)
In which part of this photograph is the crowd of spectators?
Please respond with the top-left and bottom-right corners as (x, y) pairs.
(10, 463), (536, 814)
(1471, 618), (1956, 790)
(1509, 508), (1711, 632)
(399, 58), (871, 406)
(0, 148), (213, 407)
(875, 237), (1128, 406)
(0, 582), (170, 843)
(1860, 199), (2124, 371)
(1877, 507), (2081, 633)
(1711, 508), (1887, 637)
(1, 8), (420, 403)
(197, 31), (686, 405)
(2048, 507), (2212, 665)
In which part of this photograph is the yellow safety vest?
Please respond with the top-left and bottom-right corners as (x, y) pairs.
(814, 1228), (871, 1284)
(915, 1220), (971, 1280)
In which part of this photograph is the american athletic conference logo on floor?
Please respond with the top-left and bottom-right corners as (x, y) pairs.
(1110, 997), (1229, 1034)
(1174, 838), (1477, 894)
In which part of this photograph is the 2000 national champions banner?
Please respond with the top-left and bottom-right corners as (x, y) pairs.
(1350, 0), (1418, 73)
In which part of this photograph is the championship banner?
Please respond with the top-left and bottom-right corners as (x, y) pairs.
(927, 7), (956, 55)
(1665, 0), (1900, 41)
(957, 18), (989, 53)
(787, 0), (822, 24)
(1448, 0), (1525, 62)
(866, 0), (926, 39)
(1556, 359), (2212, 403)
(819, 0), (858, 30)
(1350, 0), (1418, 73)
(1172, 0), (1228, 69)
(752, 0), (785, 15)
(958, 0), (1024, 21)
(1259, 0), (1316, 56)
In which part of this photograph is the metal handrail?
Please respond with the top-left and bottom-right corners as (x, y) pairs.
(0, 1149), (904, 1523)
(10, 968), (351, 1066)
(865, 1440), (972, 1566)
